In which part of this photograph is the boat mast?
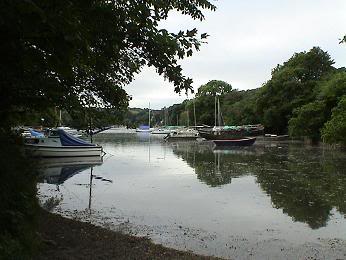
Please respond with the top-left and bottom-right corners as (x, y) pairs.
(218, 97), (222, 127)
(148, 102), (151, 128)
(193, 98), (197, 127)
(214, 95), (217, 127)
(59, 109), (62, 126)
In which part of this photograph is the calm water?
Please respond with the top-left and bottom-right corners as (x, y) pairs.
(37, 130), (346, 259)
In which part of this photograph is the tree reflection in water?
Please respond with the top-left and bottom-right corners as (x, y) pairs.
(171, 142), (346, 229)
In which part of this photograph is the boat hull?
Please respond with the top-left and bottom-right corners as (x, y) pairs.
(165, 136), (199, 141)
(213, 138), (256, 147)
(151, 130), (172, 134)
(198, 125), (264, 140)
(263, 135), (289, 141)
(198, 130), (245, 140)
(25, 144), (103, 157)
(136, 129), (152, 133)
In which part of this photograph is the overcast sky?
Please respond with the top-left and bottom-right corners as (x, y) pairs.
(124, 0), (346, 109)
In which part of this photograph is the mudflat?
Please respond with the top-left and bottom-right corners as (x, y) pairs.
(37, 210), (218, 260)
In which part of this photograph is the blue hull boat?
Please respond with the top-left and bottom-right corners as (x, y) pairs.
(213, 137), (256, 147)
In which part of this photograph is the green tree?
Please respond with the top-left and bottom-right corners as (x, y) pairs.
(318, 71), (346, 112)
(0, 2), (216, 258)
(256, 47), (335, 134)
(192, 80), (232, 125)
(0, 0), (215, 128)
(288, 101), (327, 141)
(196, 80), (232, 97)
(340, 35), (346, 44)
(288, 71), (346, 140)
(322, 95), (346, 145)
(222, 89), (260, 125)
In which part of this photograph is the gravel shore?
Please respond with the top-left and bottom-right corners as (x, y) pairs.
(37, 210), (219, 260)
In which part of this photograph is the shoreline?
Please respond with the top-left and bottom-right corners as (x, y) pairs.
(37, 209), (219, 259)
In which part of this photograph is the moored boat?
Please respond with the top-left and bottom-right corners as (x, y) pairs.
(198, 124), (264, 140)
(263, 134), (289, 141)
(151, 128), (173, 134)
(57, 126), (82, 137)
(24, 129), (102, 157)
(164, 128), (199, 141)
(136, 125), (153, 133)
(213, 137), (256, 147)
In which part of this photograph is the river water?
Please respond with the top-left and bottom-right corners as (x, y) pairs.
(37, 129), (346, 259)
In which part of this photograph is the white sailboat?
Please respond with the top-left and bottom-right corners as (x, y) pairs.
(136, 102), (153, 133)
(164, 102), (199, 141)
(24, 129), (103, 157)
(151, 107), (174, 134)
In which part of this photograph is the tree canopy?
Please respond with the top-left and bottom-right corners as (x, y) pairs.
(256, 47), (335, 134)
(322, 95), (346, 145)
(0, 0), (215, 127)
(196, 80), (232, 96)
(157, 47), (346, 145)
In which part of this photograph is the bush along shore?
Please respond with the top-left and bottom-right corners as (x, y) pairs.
(0, 132), (40, 258)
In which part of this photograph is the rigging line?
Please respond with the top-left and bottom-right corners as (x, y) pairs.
(102, 150), (116, 158)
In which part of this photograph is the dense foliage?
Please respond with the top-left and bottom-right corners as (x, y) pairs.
(0, 0), (215, 128)
(0, 1), (215, 258)
(257, 47), (335, 134)
(155, 47), (346, 145)
(0, 134), (39, 258)
(322, 96), (346, 145)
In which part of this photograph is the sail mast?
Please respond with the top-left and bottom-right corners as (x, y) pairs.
(193, 98), (197, 127)
(148, 102), (151, 128)
(218, 97), (222, 127)
(214, 95), (217, 127)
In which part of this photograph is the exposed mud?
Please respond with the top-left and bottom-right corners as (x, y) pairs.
(37, 209), (219, 260)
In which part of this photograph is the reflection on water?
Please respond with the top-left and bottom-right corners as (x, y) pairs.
(37, 132), (346, 259)
(39, 156), (103, 185)
(172, 142), (346, 229)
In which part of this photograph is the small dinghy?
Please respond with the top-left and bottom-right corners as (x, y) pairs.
(24, 129), (102, 157)
(213, 137), (256, 147)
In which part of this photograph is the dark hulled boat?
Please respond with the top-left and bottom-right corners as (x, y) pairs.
(213, 137), (256, 147)
(198, 124), (264, 140)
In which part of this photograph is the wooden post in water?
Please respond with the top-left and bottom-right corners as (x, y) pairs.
(89, 115), (93, 144)
(88, 167), (93, 213)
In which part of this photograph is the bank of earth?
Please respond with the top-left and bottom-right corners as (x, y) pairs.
(37, 209), (219, 260)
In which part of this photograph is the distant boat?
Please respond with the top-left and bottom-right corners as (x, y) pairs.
(198, 96), (263, 140)
(24, 129), (102, 157)
(136, 125), (153, 133)
(164, 128), (199, 141)
(151, 128), (173, 134)
(198, 124), (264, 140)
(136, 102), (153, 133)
(263, 134), (289, 141)
(213, 137), (256, 147)
(57, 126), (82, 137)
